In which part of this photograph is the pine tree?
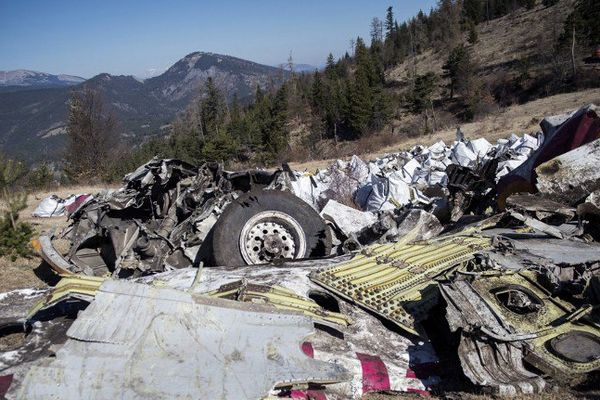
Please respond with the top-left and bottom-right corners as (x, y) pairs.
(434, 0), (462, 50)
(408, 72), (438, 113)
(201, 130), (239, 162)
(443, 45), (471, 99)
(346, 71), (373, 137)
(255, 85), (264, 103)
(371, 88), (394, 131)
(230, 93), (241, 122)
(0, 153), (31, 260)
(311, 71), (326, 111)
(370, 17), (384, 45)
(385, 6), (395, 39)
(200, 77), (228, 138)
(561, 0), (600, 50)
(263, 84), (289, 160)
(354, 37), (378, 86)
(324, 53), (338, 79)
(325, 78), (345, 143)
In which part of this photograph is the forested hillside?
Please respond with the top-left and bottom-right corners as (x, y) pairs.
(0, 53), (286, 163)
(55, 0), (600, 183)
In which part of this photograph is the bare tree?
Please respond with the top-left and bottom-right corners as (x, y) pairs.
(370, 17), (384, 44)
(65, 86), (117, 181)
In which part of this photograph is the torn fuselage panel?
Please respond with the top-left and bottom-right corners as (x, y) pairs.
(16, 280), (351, 400)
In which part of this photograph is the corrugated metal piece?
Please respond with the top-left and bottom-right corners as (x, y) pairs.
(16, 280), (350, 400)
(310, 234), (491, 334)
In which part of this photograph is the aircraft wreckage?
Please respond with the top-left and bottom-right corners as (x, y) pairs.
(2, 104), (600, 399)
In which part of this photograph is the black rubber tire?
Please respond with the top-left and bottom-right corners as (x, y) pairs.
(211, 190), (331, 266)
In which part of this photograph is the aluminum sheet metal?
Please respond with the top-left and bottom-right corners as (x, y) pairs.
(16, 280), (350, 400)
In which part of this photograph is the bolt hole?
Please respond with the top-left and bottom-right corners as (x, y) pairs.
(253, 246), (259, 252)
(285, 246), (290, 251)
(282, 236), (287, 241)
(254, 236), (261, 241)
(263, 230), (268, 234)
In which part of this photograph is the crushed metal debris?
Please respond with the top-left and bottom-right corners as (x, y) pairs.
(2, 104), (600, 399)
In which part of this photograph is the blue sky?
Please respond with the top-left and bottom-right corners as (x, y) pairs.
(0, 0), (438, 79)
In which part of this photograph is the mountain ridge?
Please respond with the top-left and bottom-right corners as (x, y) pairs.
(0, 52), (287, 163)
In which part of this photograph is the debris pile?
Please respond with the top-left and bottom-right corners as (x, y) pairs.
(2, 104), (600, 399)
(35, 159), (333, 276)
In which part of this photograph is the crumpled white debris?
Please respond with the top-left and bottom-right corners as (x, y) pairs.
(289, 131), (541, 212)
(32, 194), (87, 218)
(33, 193), (94, 218)
(467, 137), (492, 158)
(320, 200), (377, 236)
(451, 142), (477, 167)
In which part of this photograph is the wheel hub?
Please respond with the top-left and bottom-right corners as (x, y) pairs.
(263, 234), (285, 255)
(239, 211), (307, 265)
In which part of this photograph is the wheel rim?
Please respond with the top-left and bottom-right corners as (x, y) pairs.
(239, 211), (307, 265)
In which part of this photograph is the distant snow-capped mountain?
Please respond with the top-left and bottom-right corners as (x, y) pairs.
(0, 70), (85, 89)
